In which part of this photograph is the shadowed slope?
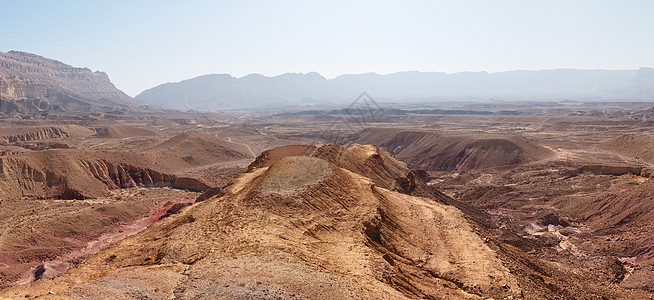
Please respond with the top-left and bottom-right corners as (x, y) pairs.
(352, 128), (554, 172)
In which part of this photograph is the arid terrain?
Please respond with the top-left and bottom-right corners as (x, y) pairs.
(0, 107), (653, 299)
(2, 50), (654, 299)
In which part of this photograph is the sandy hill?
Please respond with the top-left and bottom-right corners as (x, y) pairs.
(144, 130), (254, 171)
(2, 150), (646, 299)
(149, 130), (251, 156)
(139, 131), (256, 187)
(352, 128), (554, 172)
(247, 143), (492, 227)
(93, 125), (157, 139)
(248, 143), (441, 200)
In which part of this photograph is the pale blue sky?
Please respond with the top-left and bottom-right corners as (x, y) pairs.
(1, 0), (653, 96)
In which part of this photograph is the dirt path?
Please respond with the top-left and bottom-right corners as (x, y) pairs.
(225, 136), (256, 157)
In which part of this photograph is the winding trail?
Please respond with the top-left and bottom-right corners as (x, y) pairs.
(225, 136), (256, 157)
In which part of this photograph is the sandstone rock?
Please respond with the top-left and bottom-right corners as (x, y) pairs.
(0, 51), (133, 116)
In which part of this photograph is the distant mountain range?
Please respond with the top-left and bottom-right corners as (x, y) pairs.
(136, 68), (654, 110)
(2, 50), (654, 114)
(0, 51), (133, 117)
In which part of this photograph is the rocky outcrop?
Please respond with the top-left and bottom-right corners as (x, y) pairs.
(579, 164), (645, 177)
(0, 151), (209, 200)
(78, 160), (209, 192)
(0, 156), (69, 199)
(0, 51), (133, 116)
(0, 126), (69, 143)
(0, 125), (94, 145)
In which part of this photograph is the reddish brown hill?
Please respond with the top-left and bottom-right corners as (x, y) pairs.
(352, 128), (554, 172)
(1, 152), (647, 299)
(0, 131), (257, 290)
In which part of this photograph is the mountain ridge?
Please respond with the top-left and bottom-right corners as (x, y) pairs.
(0, 50), (134, 117)
(136, 68), (654, 110)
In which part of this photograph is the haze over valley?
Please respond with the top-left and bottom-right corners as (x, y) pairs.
(2, 1), (654, 299)
(136, 68), (654, 110)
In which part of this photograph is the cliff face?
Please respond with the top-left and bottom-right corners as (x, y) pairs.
(0, 126), (71, 143)
(0, 150), (209, 200)
(0, 51), (133, 116)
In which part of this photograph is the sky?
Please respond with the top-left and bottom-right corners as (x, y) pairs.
(1, 0), (654, 97)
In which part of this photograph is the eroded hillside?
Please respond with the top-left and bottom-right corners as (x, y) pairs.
(2, 151), (646, 299)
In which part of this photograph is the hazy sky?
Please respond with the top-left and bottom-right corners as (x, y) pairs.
(1, 0), (653, 96)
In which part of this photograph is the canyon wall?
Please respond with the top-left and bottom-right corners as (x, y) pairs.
(0, 152), (209, 200)
(0, 51), (133, 116)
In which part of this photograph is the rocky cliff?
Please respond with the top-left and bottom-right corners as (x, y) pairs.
(0, 125), (94, 144)
(0, 150), (209, 200)
(0, 51), (133, 116)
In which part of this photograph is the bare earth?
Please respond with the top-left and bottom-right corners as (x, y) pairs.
(1, 106), (654, 298)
